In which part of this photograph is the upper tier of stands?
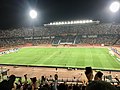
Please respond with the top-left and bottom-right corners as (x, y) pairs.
(0, 23), (120, 38)
(0, 23), (120, 47)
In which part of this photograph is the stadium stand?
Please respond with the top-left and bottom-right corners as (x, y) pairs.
(0, 23), (120, 48)
(0, 67), (119, 90)
(0, 23), (120, 90)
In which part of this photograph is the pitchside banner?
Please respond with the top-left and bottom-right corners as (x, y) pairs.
(24, 36), (55, 40)
(82, 35), (97, 38)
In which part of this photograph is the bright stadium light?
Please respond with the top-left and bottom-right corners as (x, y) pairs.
(50, 23), (52, 25)
(86, 20), (89, 23)
(62, 22), (64, 24)
(59, 22), (61, 24)
(90, 20), (93, 22)
(53, 22), (55, 25)
(109, 2), (120, 13)
(71, 21), (74, 24)
(79, 21), (82, 23)
(29, 9), (38, 46)
(76, 21), (79, 23)
(55, 22), (58, 25)
(83, 20), (86, 23)
(29, 10), (37, 19)
(74, 21), (77, 24)
(65, 22), (67, 24)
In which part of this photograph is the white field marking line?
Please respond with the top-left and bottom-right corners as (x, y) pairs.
(45, 51), (58, 61)
(111, 55), (120, 66)
(107, 48), (120, 66)
(34, 51), (58, 64)
(116, 58), (120, 62)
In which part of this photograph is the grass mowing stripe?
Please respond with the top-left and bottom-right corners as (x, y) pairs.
(90, 48), (94, 67)
(42, 51), (58, 64)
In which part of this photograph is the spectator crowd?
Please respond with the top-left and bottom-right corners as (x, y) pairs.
(0, 23), (120, 47)
(0, 23), (120, 89)
(0, 67), (120, 90)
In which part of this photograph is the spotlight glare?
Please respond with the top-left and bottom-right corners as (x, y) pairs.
(29, 10), (37, 19)
(109, 2), (120, 13)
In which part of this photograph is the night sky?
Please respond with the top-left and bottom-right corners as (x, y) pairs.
(0, 0), (120, 28)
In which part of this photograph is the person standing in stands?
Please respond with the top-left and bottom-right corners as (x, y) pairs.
(94, 71), (103, 81)
(53, 74), (58, 90)
(85, 67), (93, 83)
(0, 74), (16, 90)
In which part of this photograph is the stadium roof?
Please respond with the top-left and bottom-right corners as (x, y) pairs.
(44, 20), (100, 26)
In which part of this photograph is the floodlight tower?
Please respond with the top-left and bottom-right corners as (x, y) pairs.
(29, 10), (37, 45)
(109, 1), (120, 46)
(109, 1), (120, 22)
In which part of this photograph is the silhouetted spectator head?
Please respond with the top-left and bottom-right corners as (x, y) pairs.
(41, 76), (45, 81)
(0, 74), (16, 90)
(54, 74), (58, 80)
(8, 74), (16, 81)
(24, 74), (27, 79)
(94, 71), (103, 81)
(86, 81), (117, 90)
(30, 77), (37, 84)
(85, 67), (93, 82)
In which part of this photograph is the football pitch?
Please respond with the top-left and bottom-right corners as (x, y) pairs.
(0, 48), (120, 70)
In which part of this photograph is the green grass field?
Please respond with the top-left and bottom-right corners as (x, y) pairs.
(0, 48), (120, 70)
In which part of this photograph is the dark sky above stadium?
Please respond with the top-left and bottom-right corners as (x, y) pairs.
(0, 0), (120, 28)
